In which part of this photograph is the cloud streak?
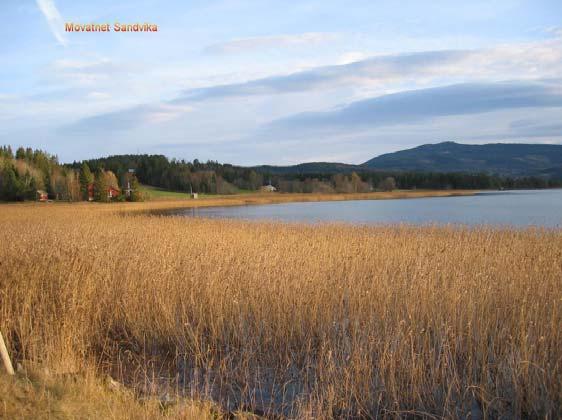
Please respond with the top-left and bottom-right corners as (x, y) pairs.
(49, 57), (119, 87)
(203, 32), (339, 55)
(269, 80), (562, 131)
(176, 50), (470, 102)
(62, 103), (192, 134)
(36, 0), (67, 46)
(509, 119), (562, 138)
(176, 38), (562, 102)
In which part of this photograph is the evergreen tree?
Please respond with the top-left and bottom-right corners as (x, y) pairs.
(22, 170), (37, 200)
(79, 163), (94, 200)
(93, 169), (109, 202)
(43, 169), (53, 198)
(0, 146), (13, 159)
(15, 147), (25, 160)
(0, 166), (23, 201)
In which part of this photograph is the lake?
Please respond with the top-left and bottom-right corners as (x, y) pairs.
(174, 190), (562, 227)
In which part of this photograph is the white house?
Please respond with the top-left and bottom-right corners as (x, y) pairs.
(260, 184), (277, 192)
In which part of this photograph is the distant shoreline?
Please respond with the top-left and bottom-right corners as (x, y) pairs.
(0, 189), (479, 211)
(125, 189), (481, 214)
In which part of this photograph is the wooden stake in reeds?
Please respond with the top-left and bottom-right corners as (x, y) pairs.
(0, 331), (15, 375)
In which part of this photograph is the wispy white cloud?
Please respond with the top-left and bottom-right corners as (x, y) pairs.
(268, 80), (562, 131)
(179, 35), (562, 103)
(177, 50), (470, 101)
(36, 0), (67, 46)
(53, 58), (113, 71)
(337, 51), (370, 65)
(204, 32), (340, 54)
(545, 26), (562, 37)
(49, 57), (120, 87)
(143, 103), (194, 124)
(62, 103), (193, 133)
(86, 91), (112, 101)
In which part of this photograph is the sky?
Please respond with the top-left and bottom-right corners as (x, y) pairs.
(1, 0), (561, 165)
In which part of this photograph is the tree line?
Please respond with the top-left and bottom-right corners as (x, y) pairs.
(0, 146), (142, 202)
(2, 146), (561, 201)
(71, 154), (264, 194)
(77, 153), (562, 195)
(264, 170), (561, 193)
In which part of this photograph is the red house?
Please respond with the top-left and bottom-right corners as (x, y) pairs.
(108, 186), (120, 199)
(36, 190), (48, 202)
(87, 184), (120, 201)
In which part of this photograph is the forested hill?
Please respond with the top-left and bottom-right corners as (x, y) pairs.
(73, 154), (266, 194)
(253, 162), (364, 175)
(362, 141), (562, 177)
(250, 142), (562, 178)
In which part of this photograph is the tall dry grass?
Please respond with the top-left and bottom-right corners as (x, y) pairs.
(0, 202), (560, 418)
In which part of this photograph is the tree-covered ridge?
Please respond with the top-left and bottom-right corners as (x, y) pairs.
(2, 145), (561, 202)
(74, 152), (561, 195)
(363, 141), (562, 176)
(72, 154), (264, 194)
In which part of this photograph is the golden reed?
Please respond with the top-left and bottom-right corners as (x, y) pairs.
(0, 200), (560, 418)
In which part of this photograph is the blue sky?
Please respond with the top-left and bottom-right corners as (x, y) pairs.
(1, 0), (561, 164)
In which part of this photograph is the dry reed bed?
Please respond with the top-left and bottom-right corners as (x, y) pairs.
(0, 203), (560, 418)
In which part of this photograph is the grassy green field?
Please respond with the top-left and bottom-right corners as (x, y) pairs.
(139, 184), (478, 202)
(141, 185), (267, 200)
(140, 185), (191, 200)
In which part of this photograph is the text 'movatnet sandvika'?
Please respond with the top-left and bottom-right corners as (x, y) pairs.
(65, 22), (158, 32)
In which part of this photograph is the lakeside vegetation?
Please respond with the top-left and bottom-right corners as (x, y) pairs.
(1, 201), (560, 418)
(2, 145), (561, 202)
(78, 152), (562, 194)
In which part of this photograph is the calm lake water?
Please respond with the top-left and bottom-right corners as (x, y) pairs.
(174, 190), (562, 227)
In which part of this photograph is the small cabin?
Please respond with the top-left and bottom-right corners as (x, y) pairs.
(260, 184), (277, 192)
(191, 193), (198, 199)
(36, 190), (48, 202)
(108, 186), (120, 199)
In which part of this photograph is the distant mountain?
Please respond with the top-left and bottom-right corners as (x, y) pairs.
(253, 142), (562, 178)
(253, 162), (365, 175)
(362, 141), (562, 177)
